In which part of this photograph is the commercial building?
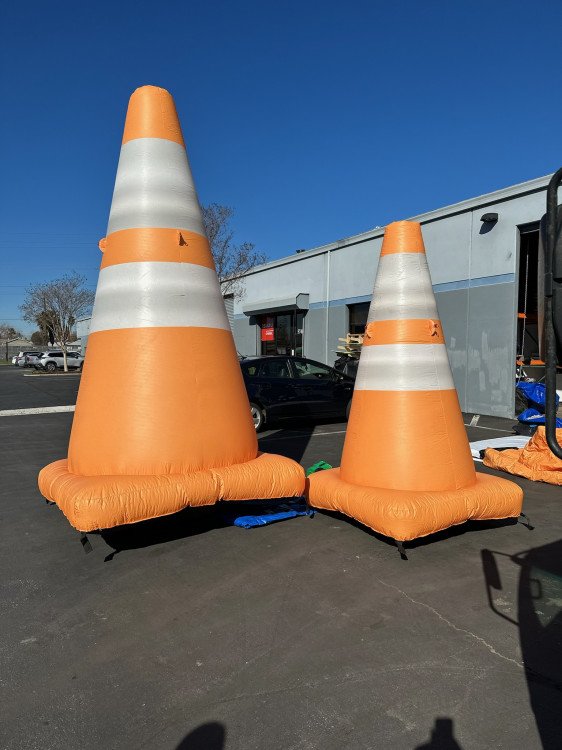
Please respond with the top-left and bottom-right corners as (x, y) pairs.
(232, 174), (553, 419)
(78, 173), (553, 419)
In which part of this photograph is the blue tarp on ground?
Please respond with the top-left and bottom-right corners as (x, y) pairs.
(517, 407), (562, 428)
(222, 498), (313, 529)
(516, 383), (561, 427)
(516, 382), (559, 411)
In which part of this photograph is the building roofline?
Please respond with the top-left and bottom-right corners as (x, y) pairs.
(245, 173), (553, 276)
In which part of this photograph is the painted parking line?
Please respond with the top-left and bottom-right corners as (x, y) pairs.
(23, 373), (81, 378)
(0, 407), (515, 436)
(0, 406), (76, 417)
(259, 429), (347, 441)
(259, 422), (513, 441)
(463, 423), (512, 433)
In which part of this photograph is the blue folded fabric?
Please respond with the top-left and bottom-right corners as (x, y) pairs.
(518, 407), (562, 427)
(516, 382), (559, 410)
(233, 509), (311, 528)
(222, 497), (313, 528)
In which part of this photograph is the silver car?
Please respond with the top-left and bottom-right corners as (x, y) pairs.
(36, 351), (84, 372)
(17, 351), (43, 368)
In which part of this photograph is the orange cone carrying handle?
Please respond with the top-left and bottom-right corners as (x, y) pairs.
(38, 86), (304, 532)
(307, 221), (523, 543)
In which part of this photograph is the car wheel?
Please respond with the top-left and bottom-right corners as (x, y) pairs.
(46, 362), (57, 373)
(345, 400), (352, 420)
(250, 402), (265, 432)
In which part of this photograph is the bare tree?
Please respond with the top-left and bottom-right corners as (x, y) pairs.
(202, 204), (267, 298)
(0, 323), (22, 340)
(20, 273), (94, 372)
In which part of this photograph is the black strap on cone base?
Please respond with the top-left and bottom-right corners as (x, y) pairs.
(80, 533), (93, 554)
(519, 513), (534, 531)
(395, 540), (408, 560)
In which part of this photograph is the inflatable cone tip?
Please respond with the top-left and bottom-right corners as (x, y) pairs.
(122, 85), (184, 146)
(381, 220), (425, 256)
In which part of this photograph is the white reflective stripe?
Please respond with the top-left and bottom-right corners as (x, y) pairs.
(367, 253), (438, 322)
(354, 344), (455, 391)
(107, 138), (206, 236)
(89, 262), (230, 333)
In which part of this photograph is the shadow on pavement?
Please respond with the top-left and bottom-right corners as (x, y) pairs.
(99, 419), (334, 559)
(99, 505), (230, 560)
(414, 718), (463, 749)
(175, 721), (225, 749)
(482, 540), (562, 749)
(318, 509), (520, 556)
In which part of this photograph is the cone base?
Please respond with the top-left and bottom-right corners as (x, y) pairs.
(307, 468), (523, 542)
(39, 453), (305, 532)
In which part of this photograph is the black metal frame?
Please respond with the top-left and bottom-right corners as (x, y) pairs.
(544, 169), (562, 458)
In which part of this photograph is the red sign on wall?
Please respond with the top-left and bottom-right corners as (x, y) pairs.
(261, 327), (274, 341)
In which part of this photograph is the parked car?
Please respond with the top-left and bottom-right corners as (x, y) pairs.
(240, 355), (355, 432)
(334, 354), (359, 379)
(35, 351), (84, 372)
(16, 351), (43, 368)
(13, 350), (42, 367)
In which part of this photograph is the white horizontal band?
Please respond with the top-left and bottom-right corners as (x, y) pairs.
(354, 343), (455, 391)
(367, 253), (438, 322)
(89, 262), (230, 333)
(107, 138), (206, 236)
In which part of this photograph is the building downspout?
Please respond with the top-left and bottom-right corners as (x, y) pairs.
(325, 249), (331, 363)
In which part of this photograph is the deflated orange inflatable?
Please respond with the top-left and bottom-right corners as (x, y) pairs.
(39, 86), (304, 532)
(484, 427), (562, 484)
(307, 221), (523, 545)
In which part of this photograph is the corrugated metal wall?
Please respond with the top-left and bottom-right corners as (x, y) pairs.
(224, 295), (234, 331)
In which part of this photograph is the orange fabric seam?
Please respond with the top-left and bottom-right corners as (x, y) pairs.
(100, 228), (214, 270)
(363, 319), (445, 345)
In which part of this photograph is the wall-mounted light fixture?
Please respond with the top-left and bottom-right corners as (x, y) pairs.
(481, 212), (499, 223)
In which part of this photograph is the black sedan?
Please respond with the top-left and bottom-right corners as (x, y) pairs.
(240, 355), (355, 432)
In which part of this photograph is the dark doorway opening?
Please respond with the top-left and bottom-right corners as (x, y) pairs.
(347, 302), (370, 334)
(517, 224), (540, 362)
(259, 311), (304, 356)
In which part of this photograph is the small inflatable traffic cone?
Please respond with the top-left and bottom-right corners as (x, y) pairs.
(39, 86), (304, 532)
(307, 221), (523, 544)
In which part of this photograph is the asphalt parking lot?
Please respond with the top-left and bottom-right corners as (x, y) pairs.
(1, 366), (561, 750)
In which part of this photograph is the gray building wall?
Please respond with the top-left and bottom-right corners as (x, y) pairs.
(233, 175), (554, 419)
(76, 317), (91, 354)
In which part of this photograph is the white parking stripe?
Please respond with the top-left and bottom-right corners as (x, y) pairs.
(107, 138), (206, 236)
(89, 262), (231, 333)
(0, 406), (75, 417)
(0, 406), (515, 434)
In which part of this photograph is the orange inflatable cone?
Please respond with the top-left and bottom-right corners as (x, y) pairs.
(307, 221), (523, 545)
(39, 85), (304, 532)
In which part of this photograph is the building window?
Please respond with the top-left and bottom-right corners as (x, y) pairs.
(348, 302), (370, 334)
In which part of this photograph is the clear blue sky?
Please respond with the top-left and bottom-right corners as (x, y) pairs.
(2, 0), (562, 334)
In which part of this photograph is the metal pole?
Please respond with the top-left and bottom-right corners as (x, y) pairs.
(544, 168), (562, 458)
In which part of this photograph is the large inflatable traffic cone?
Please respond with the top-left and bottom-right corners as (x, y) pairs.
(307, 221), (523, 544)
(39, 86), (304, 532)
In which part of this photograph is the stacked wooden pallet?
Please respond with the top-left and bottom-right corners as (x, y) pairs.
(336, 333), (364, 359)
